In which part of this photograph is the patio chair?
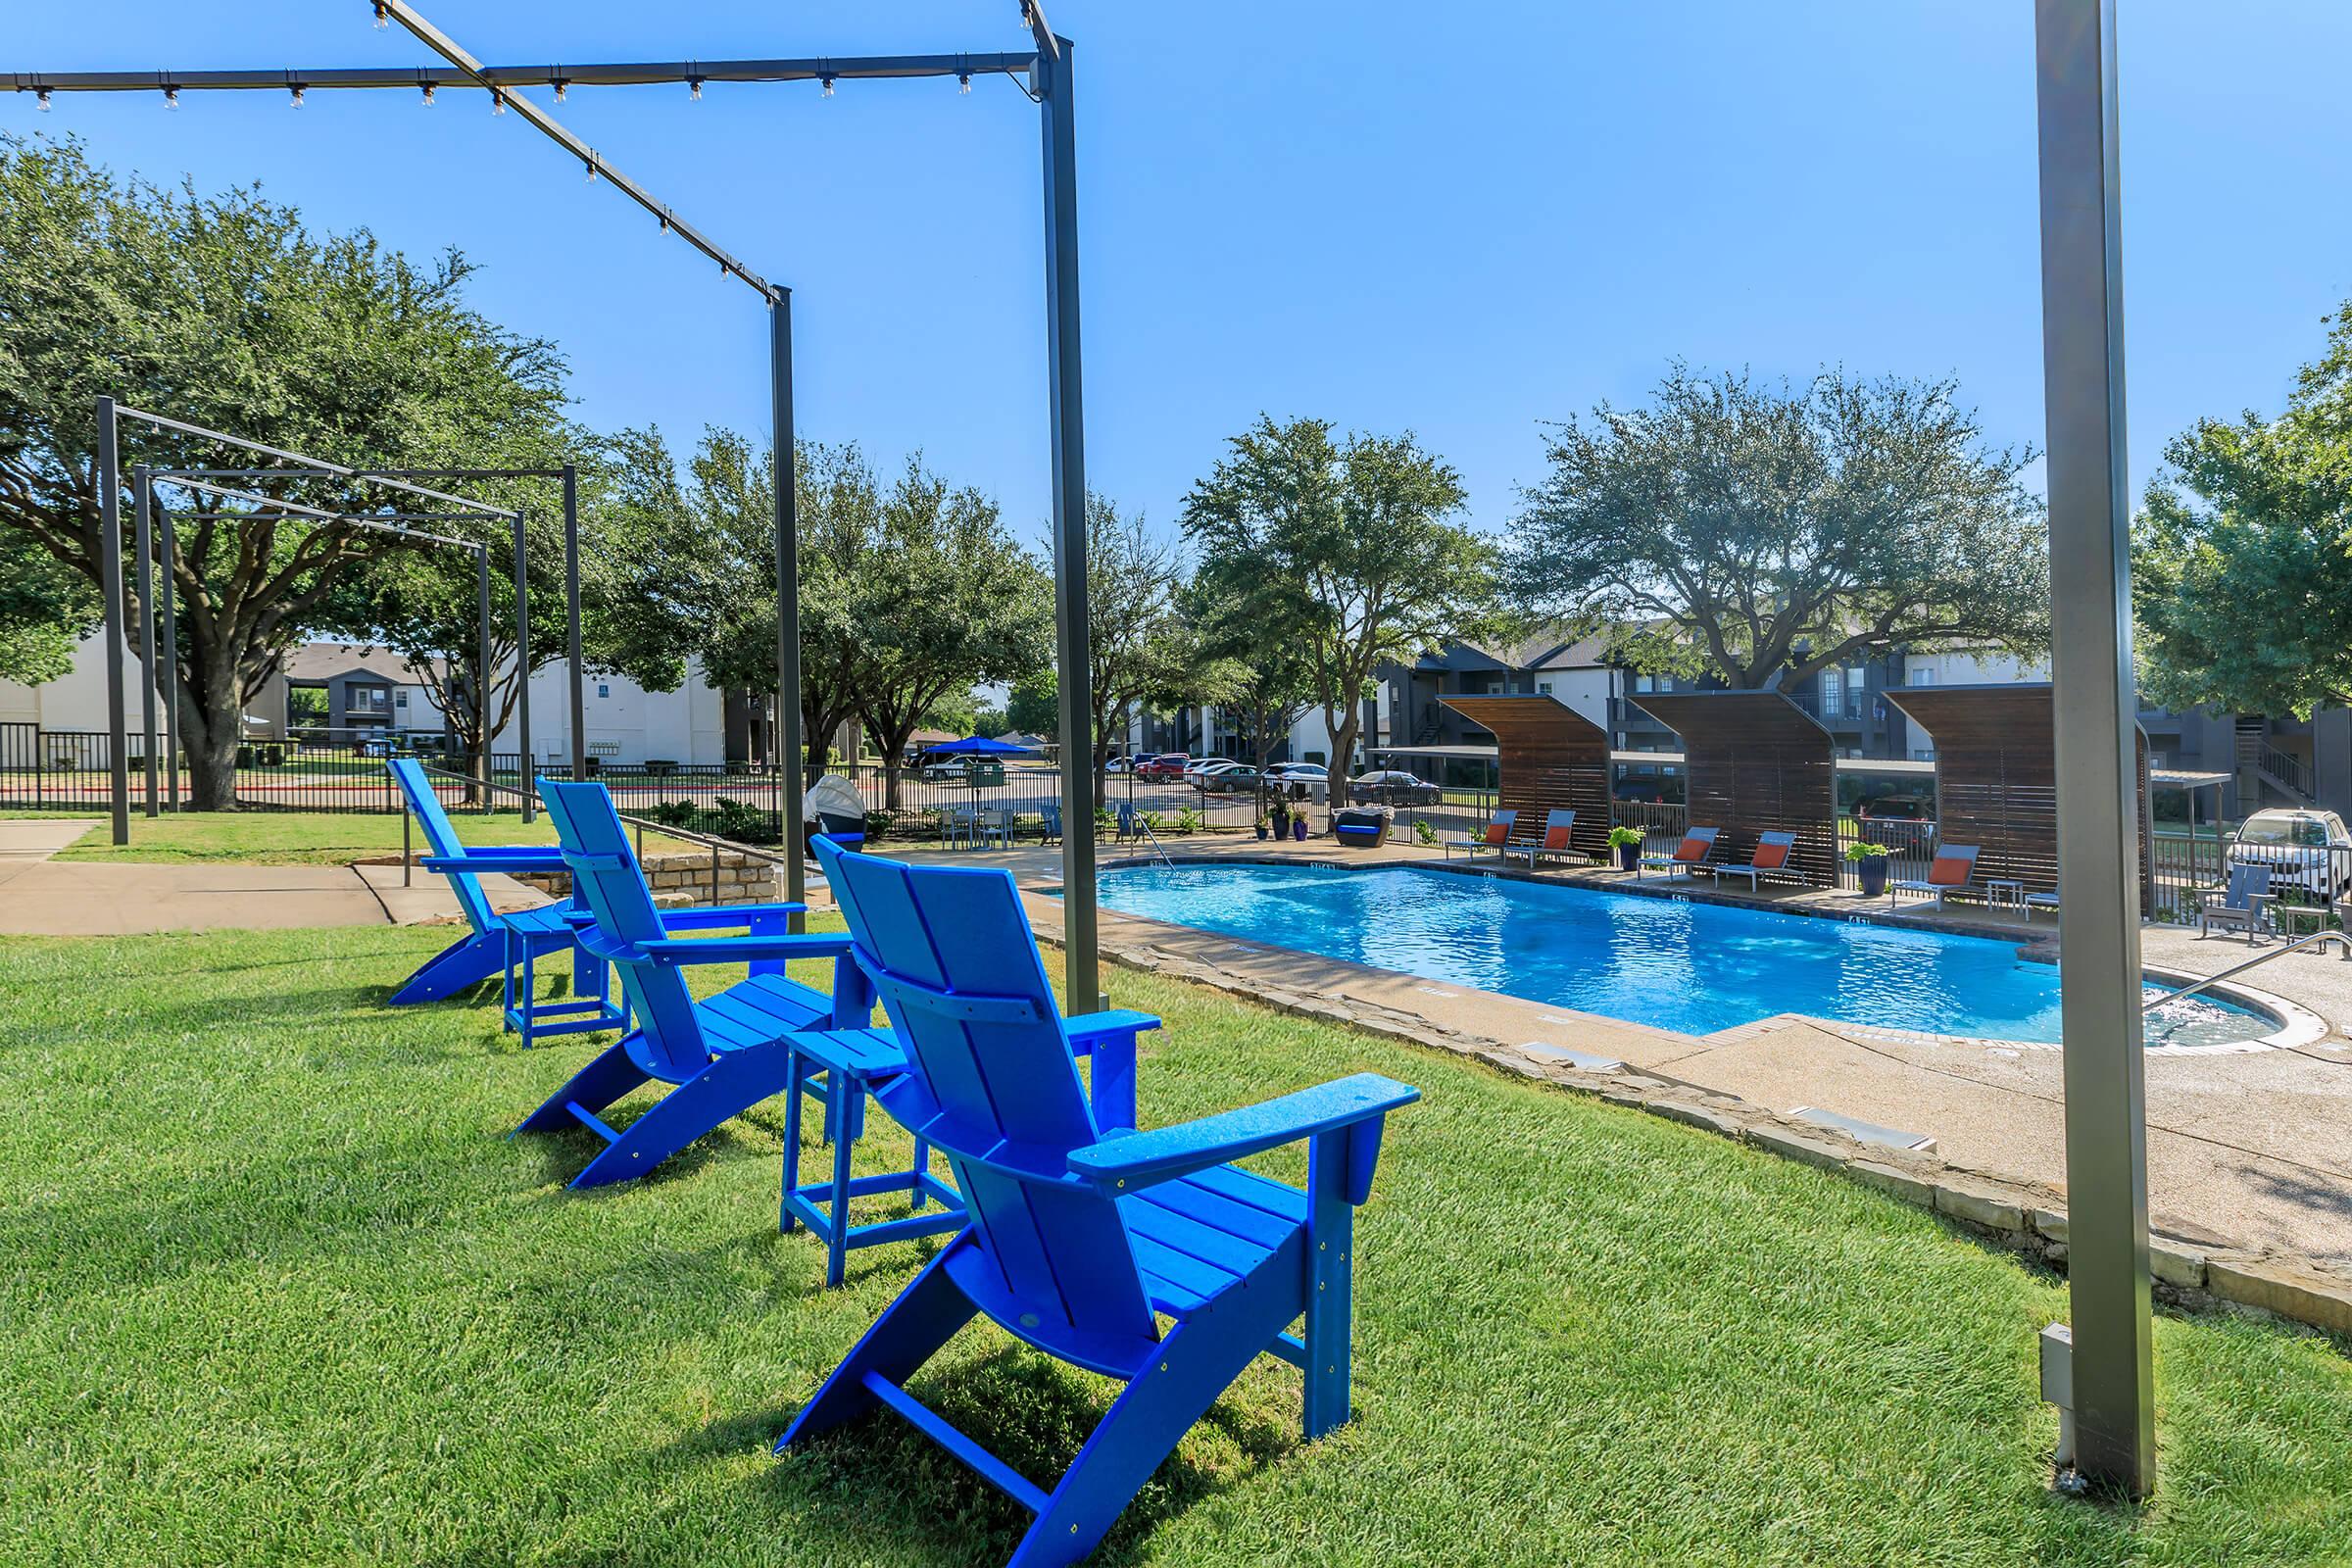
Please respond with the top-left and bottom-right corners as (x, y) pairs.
(1639, 825), (1721, 880)
(1445, 808), (1516, 861)
(1891, 844), (1981, 912)
(1036, 804), (1063, 845)
(515, 777), (882, 1198)
(1506, 808), (1581, 869)
(979, 807), (1021, 850)
(2199, 862), (2276, 945)
(385, 759), (626, 1050)
(1712, 830), (1797, 893)
(2026, 887), (2061, 921)
(778, 842), (1420, 1565)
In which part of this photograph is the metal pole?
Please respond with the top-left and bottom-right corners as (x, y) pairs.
(131, 465), (160, 816)
(513, 511), (534, 821)
(2034, 0), (2155, 1496)
(1039, 37), (1101, 1010)
(475, 544), (494, 808)
(157, 500), (179, 812)
(97, 396), (130, 846)
(564, 465), (585, 781)
(771, 293), (808, 922)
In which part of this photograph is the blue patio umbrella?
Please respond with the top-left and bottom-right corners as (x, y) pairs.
(918, 735), (1041, 757)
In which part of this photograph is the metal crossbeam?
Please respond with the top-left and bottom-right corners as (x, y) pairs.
(9, 54), (1038, 93)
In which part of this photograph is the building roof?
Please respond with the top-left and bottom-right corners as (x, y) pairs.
(277, 641), (444, 684)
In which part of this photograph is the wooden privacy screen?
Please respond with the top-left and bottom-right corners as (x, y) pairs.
(1629, 691), (1838, 886)
(1884, 683), (2153, 901)
(1437, 695), (1612, 862)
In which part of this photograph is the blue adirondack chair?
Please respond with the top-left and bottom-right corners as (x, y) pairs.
(386, 759), (627, 1049)
(518, 777), (877, 1191)
(779, 841), (1420, 1566)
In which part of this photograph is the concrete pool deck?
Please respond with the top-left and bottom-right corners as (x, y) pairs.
(868, 831), (2352, 1270)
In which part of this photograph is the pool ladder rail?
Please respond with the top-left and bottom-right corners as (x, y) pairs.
(2140, 926), (2343, 1014)
(1134, 815), (1174, 869)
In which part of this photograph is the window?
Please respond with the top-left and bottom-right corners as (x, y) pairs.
(1536, 676), (1555, 696)
(1634, 673), (1655, 693)
(394, 689), (408, 709)
(597, 683), (612, 699)
(1908, 667), (1936, 687)
(1911, 748), (1936, 762)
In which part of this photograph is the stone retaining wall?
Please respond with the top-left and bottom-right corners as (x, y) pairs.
(512, 849), (781, 909)
(1065, 927), (2352, 1343)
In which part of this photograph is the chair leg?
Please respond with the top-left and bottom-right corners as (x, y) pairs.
(908, 1136), (931, 1213)
(778, 1246), (977, 1451)
(567, 1045), (795, 1189)
(1302, 1134), (1357, 1441)
(780, 1050), (808, 1235)
(515, 1039), (652, 1135)
(388, 930), (503, 1005)
(1013, 1260), (1302, 1568)
(825, 1072), (857, 1288)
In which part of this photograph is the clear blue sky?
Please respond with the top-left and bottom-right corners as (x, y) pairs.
(7, 2), (2350, 551)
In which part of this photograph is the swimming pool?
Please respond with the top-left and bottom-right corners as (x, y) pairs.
(1091, 861), (2274, 1048)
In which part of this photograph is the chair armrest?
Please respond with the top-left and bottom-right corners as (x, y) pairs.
(420, 852), (570, 875)
(1068, 1072), (1419, 1198)
(640, 933), (855, 967)
(1063, 1009), (1160, 1050)
(1063, 1009), (1160, 1133)
(657, 902), (808, 930)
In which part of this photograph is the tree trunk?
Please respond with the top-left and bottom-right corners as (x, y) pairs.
(883, 758), (905, 811)
(184, 711), (240, 811)
(1326, 705), (1358, 808)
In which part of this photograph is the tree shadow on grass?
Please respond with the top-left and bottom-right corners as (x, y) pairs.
(681, 1345), (1294, 1568)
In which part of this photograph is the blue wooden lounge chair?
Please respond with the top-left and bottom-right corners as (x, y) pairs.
(385, 759), (626, 1050)
(517, 778), (879, 1194)
(778, 841), (1420, 1566)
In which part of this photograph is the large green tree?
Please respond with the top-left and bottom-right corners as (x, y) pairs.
(0, 134), (572, 808)
(1078, 494), (1202, 804)
(0, 531), (98, 687)
(2134, 301), (2352, 716)
(1502, 365), (2050, 691)
(1183, 416), (1497, 804)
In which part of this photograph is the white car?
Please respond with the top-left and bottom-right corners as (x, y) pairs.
(1265, 761), (1327, 781)
(2226, 808), (2352, 900)
(1183, 758), (1243, 784)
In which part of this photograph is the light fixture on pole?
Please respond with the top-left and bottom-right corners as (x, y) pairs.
(36, 87), (52, 110)
(163, 85), (179, 109)
(420, 81), (435, 106)
(290, 84), (307, 108)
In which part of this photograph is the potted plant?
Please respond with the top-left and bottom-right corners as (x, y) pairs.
(1846, 841), (1891, 897)
(1293, 813), (1310, 842)
(1607, 825), (1645, 872)
(1269, 796), (1291, 840)
(1253, 809), (1271, 841)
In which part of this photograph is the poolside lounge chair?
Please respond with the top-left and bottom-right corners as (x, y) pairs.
(385, 759), (626, 1050)
(2199, 862), (2276, 945)
(1445, 808), (1516, 861)
(515, 778), (877, 1196)
(1712, 830), (1797, 893)
(778, 842), (1419, 1566)
(1891, 844), (1981, 912)
(1506, 808), (1581, 869)
(1640, 826), (1720, 880)
(2026, 887), (2061, 921)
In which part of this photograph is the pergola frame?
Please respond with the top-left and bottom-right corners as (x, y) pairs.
(94, 398), (580, 841)
(23, 0), (1100, 993)
(16, 0), (2151, 1502)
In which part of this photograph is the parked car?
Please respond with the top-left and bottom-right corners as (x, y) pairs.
(1136, 753), (1193, 781)
(1184, 758), (1243, 784)
(919, 757), (969, 782)
(1265, 761), (1327, 781)
(1102, 757), (1135, 774)
(1612, 776), (1672, 805)
(1201, 765), (1266, 794)
(1854, 793), (1934, 824)
(2227, 808), (2352, 900)
(1348, 768), (1443, 806)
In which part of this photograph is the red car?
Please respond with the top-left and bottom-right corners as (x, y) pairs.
(1136, 753), (1194, 781)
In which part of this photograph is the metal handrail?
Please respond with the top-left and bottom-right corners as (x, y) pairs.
(2141, 926), (2342, 1012)
(1134, 815), (1174, 869)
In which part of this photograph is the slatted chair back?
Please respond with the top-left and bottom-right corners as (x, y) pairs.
(1928, 844), (1981, 888)
(1483, 808), (1518, 846)
(388, 759), (494, 935)
(2225, 860), (2272, 909)
(816, 839), (1157, 1347)
(1750, 830), (1795, 871)
(1541, 808), (1575, 852)
(536, 778), (709, 1078)
(1673, 826), (1721, 862)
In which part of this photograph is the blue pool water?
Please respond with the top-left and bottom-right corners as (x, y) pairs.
(1092, 862), (2271, 1047)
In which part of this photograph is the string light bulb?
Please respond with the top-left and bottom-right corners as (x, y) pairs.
(163, 85), (180, 110)
(491, 89), (507, 116)
(289, 84), (306, 109)
(552, 79), (567, 103)
(688, 77), (704, 101)
(420, 82), (436, 107)
(819, 74), (836, 97)
(583, 159), (598, 183)
(372, 2), (389, 27)
(36, 87), (53, 111)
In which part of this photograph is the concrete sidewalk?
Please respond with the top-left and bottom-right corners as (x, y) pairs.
(0, 854), (549, 936)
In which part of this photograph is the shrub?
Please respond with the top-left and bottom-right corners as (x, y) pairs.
(1414, 819), (1439, 847)
(1843, 841), (1890, 861)
(1606, 825), (1646, 849)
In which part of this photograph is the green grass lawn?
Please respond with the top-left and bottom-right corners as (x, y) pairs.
(11, 809), (701, 865)
(5, 923), (2351, 1566)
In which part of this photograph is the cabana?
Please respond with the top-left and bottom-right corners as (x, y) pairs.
(1436, 695), (1612, 864)
(1628, 691), (1838, 887)
(1885, 683), (2154, 905)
